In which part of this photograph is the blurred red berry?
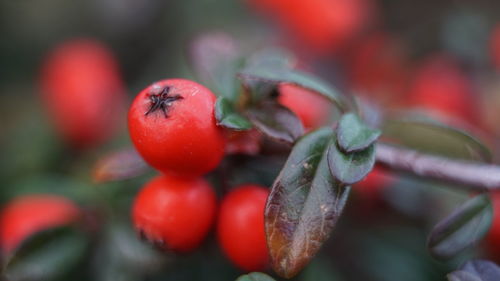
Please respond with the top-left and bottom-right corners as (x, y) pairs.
(132, 175), (217, 253)
(217, 185), (270, 271)
(40, 38), (125, 149)
(0, 195), (80, 254)
(128, 79), (225, 177)
(250, 0), (374, 54)
(354, 167), (392, 198)
(406, 55), (479, 124)
(278, 83), (331, 130)
(348, 32), (410, 104)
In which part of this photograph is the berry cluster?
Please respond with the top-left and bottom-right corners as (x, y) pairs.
(128, 79), (271, 271)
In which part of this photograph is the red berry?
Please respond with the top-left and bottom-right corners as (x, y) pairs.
(128, 79), (226, 177)
(278, 83), (331, 129)
(0, 195), (80, 254)
(40, 38), (125, 148)
(406, 55), (478, 124)
(250, 0), (374, 54)
(354, 167), (392, 198)
(348, 32), (410, 103)
(217, 185), (269, 271)
(132, 175), (217, 253)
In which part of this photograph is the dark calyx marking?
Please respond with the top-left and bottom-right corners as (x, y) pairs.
(145, 85), (183, 118)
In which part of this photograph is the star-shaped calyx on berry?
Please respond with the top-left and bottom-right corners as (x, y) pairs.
(145, 86), (183, 118)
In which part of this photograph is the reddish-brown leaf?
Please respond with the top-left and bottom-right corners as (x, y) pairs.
(92, 148), (149, 183)
(265, 128), (350, 278)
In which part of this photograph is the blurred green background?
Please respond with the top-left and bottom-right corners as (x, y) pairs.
(1, 0), (500, 280)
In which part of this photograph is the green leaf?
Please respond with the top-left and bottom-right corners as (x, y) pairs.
(215, 97), (252, 130)
(337, 113), (381, 152)
(92, 148), (150, 183)
(427, 195), (493, 261)
(448, 259), (500, 281)
(4, 227), (88, 281)
(382, 117), (491, 162)
(246, 101), (304, 144)
(235, 272), (276, 281)
(327, 141), (376, 185)
(238, 58), (347, 111)
(188, 32), (243, 101)
(265, 128), (350, 278)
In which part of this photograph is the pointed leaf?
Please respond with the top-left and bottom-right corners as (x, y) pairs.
(382, 117), (491, 162)
(92, 148), (149, 183)
(265, 128), (350, 278)
(187, 32), (243, 100)
(448, 260), (500, 281)
(236, 272), (276, 281)
(238, 61), (347, 111)
(327, 141), (376, 185)
(337, 113), (381, 152)
(428, 195), (492, 260)
(5, 227), (88, 281)
(246, 101), (304, 144)
(215, 97), (252, 130)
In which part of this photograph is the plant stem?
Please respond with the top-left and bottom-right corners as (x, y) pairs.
(375, 142), (500, 191)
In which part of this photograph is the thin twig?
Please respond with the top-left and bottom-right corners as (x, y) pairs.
(375, 143), (500, 191)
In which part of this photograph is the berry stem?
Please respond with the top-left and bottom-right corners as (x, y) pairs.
(376, 142), (500, 191)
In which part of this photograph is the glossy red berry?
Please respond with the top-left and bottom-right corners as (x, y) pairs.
(132, 175), (217, 253)
(278, 83), (331, 129)
(0, 195), (80, 254)
(40, 38), (125, 148)
(217, 185), (269, 271)
(128, 79), (226, 177)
